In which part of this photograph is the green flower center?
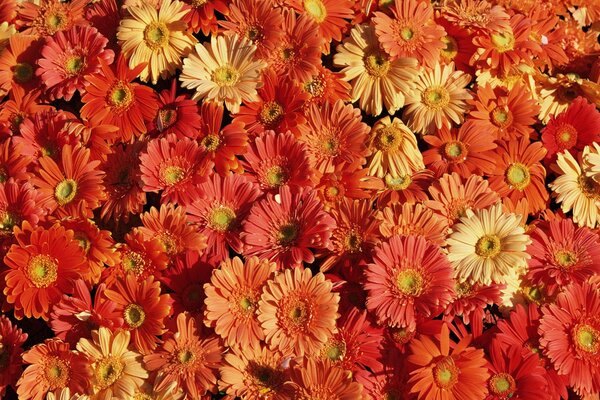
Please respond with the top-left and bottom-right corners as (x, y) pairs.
(65, 55), (85, 75)
(208, 205), (236, 232)
(95, 356), (124, 389)
(124, 303), (146, 328)
(259, 101), (284, 128)
(27, 255), (58, 288)
(396, 268), (424, 296)
(489, 372), (516, 397)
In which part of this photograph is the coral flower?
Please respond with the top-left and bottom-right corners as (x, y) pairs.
(0, 316), (27, 398)
(0, 85), (52, 136)
(365, 235), (455, 329)
(333, 24), (419, 116)
(65, 120), (119, 164)
(0, 34), (42, 96)
(180, 34), (266, 113)
(316, 161), (383, 209)
(242, 186), (336, 268)
(204, 256), (276, 349)
(408, 323), (489, 399)
(403, 62), (472, 134)
(376, 169), (433, 208)
(105, 274), (171, 354)
(301, 64), (352, 110)
(17, 0), (87, 38)
(81, 56), (158, 142)
(0, 179), (43, 241)
(440, 0), (510, 34)
(377, 203), (448, 246)
(444, 281), (503, 325)
(258, 267), (340, 357)
(423, 120), (497, 178)
(373, 0), (446, 67)
(32, 144), (106, 218)
(152, 80), (202, 139)
(37, 25), (114, 101)
(117, 0), (196, 84)
(17, 339), (91, 400)
(187, 173), (261, 261)
(446, 204), (531, 285)
(76, 327), (148, 399)
(0, 139), (32, 184)
(143, 312), (223, 399)
(3, 222), (87, 320)
(289, 358), (365, 398)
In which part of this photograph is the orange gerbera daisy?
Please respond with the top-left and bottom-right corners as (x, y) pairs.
(17, 0), (87, 38)
(0, 316), (27, 398)
(487, 138), (549, 216)
(0, 179), (44, 242)
(0, 34), (42, 97)
(182, 0), (228, 35)
(144, 312), (223, 399)
(376, 169), (433, 208)
(0, 85), (52, 136)
(65, 119), (119, 164)
(437, 18), (478, 74)
(151, 80), (202, 139)
(204, 256), (276, 349)
(31, 144), (106, 219)
(440, 0), (510, 34)
(423, 120), (497, 178)
(258, 267), (340, 357)
(81, 56), (159, 142)
(0, 139), (31, 184)
(3, 222), (87, 320)
(17, 339), (91, 400)
(301, 64), (352, 111)
(373, 0), (445, 67)
(377, 203), (448, 246)
(289, 358), (365, 398)
(316, 161), (383, 209)
(105, 274), (171, 355)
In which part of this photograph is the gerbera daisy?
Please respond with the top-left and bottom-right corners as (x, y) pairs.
(549, 148), (600, 229)
(0, 139), (31, 184)
(81, 56), (158, 142)
(373, 0), (445, 67)
(182, 0), (228, 35)
(539, 282), (600, 396)
(377, 203), (448, 246)
(3, 221), (87, 320)
(468, 83), (539, 141)
(117, 0), (195, 84)
(333, 23), (419, 116)
(16, 0), (87, 38)
(367, 116), (423, 178)
(242, 130), (313, 192)
(376, 169), (433, 208)
(584, 142), (600, 183)
(403, 61), (472, 134)
(17, 339), (91, 400)
(180, 34), (265, 113)
(187, 173), (261, 261)
(152, 80), (202, 139)
(437, 18), (477, 74)
(316, 161), (383, 209)
(298, 100), (370, 175)
(85, 0), (120, 41)
(258, 267), (339, 357)
(0, 85), (52, 136)
(204, 256), (276, 349)
(0, 316), (27, 398)
(365, 235), (455, 329)
(425, 173), (500, 229)
(105, 274), (171, 354)
(31, 144), (105, 218)
(289, 358), (365, 398)
(301, 64), (352, 110)
(219, 0), (284, 60)
(527, 7), (569, 72)
(232, 69), (308, 136)
(446, 203), (531, 285)
(76, 327), (148, 399)
(487, 138), (549, 216)
(219, 344), (295, 399)
(0, 179), (43, 242)
(423, 120), (497, 178)
(443, 281), (503, 324)
(242, 186), (336, 268)
(143, 312), (223, 399)
(541, 96), (600, 160)
(0, 34), (42, 96)
(440, 0), (510, 34)
(139, 135), (211, 206)
(65, 119), (119, 163)
(36, 25), (114, 101)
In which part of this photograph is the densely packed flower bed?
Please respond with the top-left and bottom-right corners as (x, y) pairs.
(0, 0), (600, 398)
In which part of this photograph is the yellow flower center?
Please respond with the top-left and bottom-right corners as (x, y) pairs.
(259, 101), (284, 128)
(238, 296), (255, 313)
(321, 135), (340, 156)
(364, 52), (391, 78)
(475, 234), (501, 258)
(124, 303), (146, 328)
(13, 62), (34, 83)
(27, 254), (59, 288)
(523, 285), (543, 303)
(555, 123), (578, 148)
(491, 31), (515, 52)
(505, 163), (531, 190)
(325, 185), (341, 200)
(54, 178), (78, 206)
(74, 232), (91, 254)
(422, 86), (450, 110)
(277, 222), (299, 246)
(143, 21), (169, 50)
(191, 0), (208, 6)
(390, 326), (415, 344)
(554, 250), (577, 268)
(303, 0), (327, 23)
(160, 165), (186, 186)
(491, 106), (513, 128)
(385, 174), (412, 191)
(95, 356), (125, 389)
(64, 55), (84, 75)
(157, 108), (178, 131)
(212, 65), (240, 86)
(400, 26), (414, 41)
(433, 356), (459, 389)
(574, 324), (600, 354)
(304, 75), (326, 98)
(396, 268), (424, 296)
(322, 340), (346, 362)
(343, 230), (363, 253)
(122, 251), (146, 276)
(45, 11), (67, 33)
(444, 140), (468, 162)
(489, 373), (516, 397)
(286, 300), (309, 327)
(455, 281), (473, 297)
(44, 357), (70, 389)
(374, 125), (403, 152)
(177, 348), (196, 364)
(578, 174), (600, 200)
(265, 165), (289, 188)
(201, 134), (221, 152)
(108, 81), (134, 111)
(157, 232), (178, 255)
(208, 205), (236, 233)
(441, 35), (458, 61)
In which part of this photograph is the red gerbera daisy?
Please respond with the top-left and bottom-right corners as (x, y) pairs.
(36, 25), (114, 101)
(81, 55), (158, 142)
(151, 80), (202, 139)
(242, 185), (336, 268)
(182, 0), (228, 35)
(105, 274), (171, 354)
(0, 139), (31, 184)
(187, 173), (261, 262)
(444, 281), (503, 324)
(17, 0), (87, 38)
(365, 235), (455, 329)
(3, 221), (87, 320)
(0, 179), (44, 242)
(0, 316), (27, 398)
(289, 358), (365, 398)
(85, 0), (120, 42)
(0, 86), (53, 136)
(0, 34), (43, 97)
(437, 18), (478, 74)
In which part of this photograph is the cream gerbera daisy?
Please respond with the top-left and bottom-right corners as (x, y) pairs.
(403, 62), (472, 135)
(180, 33), (266, 114)
(367, 116), (423, 178)
(117, 0), (196, 84)
(446, 204), (531, 285)
(550, 148), (600, 229)
(333, 24), (418, 117)
(583, 142), (600, 183)
(76, 327), (148, 400)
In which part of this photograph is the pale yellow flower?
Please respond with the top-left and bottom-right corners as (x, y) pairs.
(0, 22), (16, 52)
(583, 142), (600, 183)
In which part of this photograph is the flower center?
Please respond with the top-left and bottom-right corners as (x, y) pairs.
(364, 52), (391, 78)
(248, 362), (285, 391)
(505, 163), (531, 190)
(44, 357), (70, 389)
(374, 125), (403, 152)
(182, 283), (204, 310)
(400, 26), (414, 41)
(491, 31), (515, 52)
(475, 234), (501, 258)
(212, 65), (240, 86)
(433, 356), (459, 389)
(455, 281), (473, 297)
(246, 25), (262, 41)
(277, 222), (299, 246)
(177, 348), (196, 364)
(208, 205), (236, 233)
(157, 108), (178, 131)
(143, 22), (169, 50)
(201, 134), (221, 152)
(13, 63), (34, 83)
(95, 356), (124, 389)
(160, 165), (186, 186)
(422, 86), (450, 110)
(491, 107), (513, 128)
(390, 326), (415, 344)
(282, 297), (311, 330)
(64, 55), (85, 75)
(489, 373), (516, 397)
(45, 12), (67, 33)
(238, 296), (255, 314)
(444, 140), (467, 162)
(343, 230), (363, 253)
(122, 251), (146, 276)
(265, 165), (289, 188)
(325, 185), (342, 201)
(259, 101), (284, 128)
(396, 268), (424, 296)
(554, 123), (578, 149)
(554, 249), (578, 268)
(303, 0), (327, 23)
(304, 75), (326, 98)
(441, 35), (458, 61)
(574, 323), (600, 354)
(27, 254), (59, 288)
(108, 81), (134, 111)
(385, 174), (412, 191)
(321, 135), (340, 156)
(74, 232), (91, 254)
(578, 174), (600, 200)
(191, 0), (208, 6)
(0, 210), (19, 234)
(322, 340), (346, 362)
(281, 47), (295, 60)
(124, 303), (146, 328)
